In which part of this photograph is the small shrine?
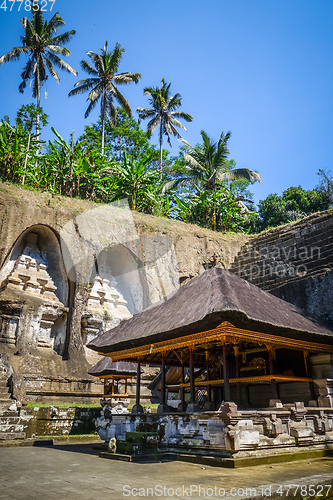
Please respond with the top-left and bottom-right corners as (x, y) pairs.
(88, 356), (137, 411)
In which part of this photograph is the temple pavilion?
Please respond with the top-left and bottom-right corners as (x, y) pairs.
(88, 357), (137, 401)
(88, 268), (333, 413)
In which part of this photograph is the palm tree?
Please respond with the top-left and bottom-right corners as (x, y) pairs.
(0, 9), (77, 135)
(167, 130), (262, 230)
(137, 79), (193, 176)
(176, 130), (262, 190)
(69, 42), (141, 155)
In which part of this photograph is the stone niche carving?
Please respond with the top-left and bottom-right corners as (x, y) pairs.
(82, 269), (132, 364)
(0, 230), (68, 352)
(0, 317), (19, 346)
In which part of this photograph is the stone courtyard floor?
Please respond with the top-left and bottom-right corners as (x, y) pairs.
(0, 443), (332, 500)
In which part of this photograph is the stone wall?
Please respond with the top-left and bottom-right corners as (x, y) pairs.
(95, 401), (333, 464)
(230, 209), (333, 326)
(20, 406), (100, 438)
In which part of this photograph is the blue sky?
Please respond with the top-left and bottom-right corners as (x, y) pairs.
(0, 0), (333, 205)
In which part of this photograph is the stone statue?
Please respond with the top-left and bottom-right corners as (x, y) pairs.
(108, 437), (117, 454)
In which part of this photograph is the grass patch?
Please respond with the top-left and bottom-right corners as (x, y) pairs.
(35, 433), (98, 438)
(127, 403), (159, 411)
(26, 402), (101, 408)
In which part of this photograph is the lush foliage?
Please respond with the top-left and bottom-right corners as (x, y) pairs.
(0, 119), (40, 183)
(1, 9), (330, 235)
(174, 188), (259, 232)
(258, 186), (330, 230)
(80, 107), (166, 166)
(317, 169), (333, 207)
(167, 130), (262, 192)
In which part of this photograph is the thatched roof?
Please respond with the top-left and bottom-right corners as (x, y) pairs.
(88, 357), (137, 377)
(88, 268), (333, 354)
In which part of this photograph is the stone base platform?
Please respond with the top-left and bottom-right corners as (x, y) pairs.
(100, 444), (333, 468)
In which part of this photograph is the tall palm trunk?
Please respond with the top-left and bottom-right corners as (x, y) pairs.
(159, 117), (163, 180)
(101, 90), (106, 155)
(36, 54), (40, 140)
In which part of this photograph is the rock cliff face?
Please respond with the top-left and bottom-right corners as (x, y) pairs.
(230, 209), (333, 327)
(0, 183), (247, 403)
(1, 182), (332, 404)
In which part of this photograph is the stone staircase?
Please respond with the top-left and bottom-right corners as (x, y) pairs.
(0, 377), (26, 443)
(116, 421), (160, 456)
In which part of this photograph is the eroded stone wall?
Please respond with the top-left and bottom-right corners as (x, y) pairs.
(230, 209), (333, 326)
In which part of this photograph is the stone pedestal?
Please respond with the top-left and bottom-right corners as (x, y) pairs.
(316, 379), (333, 407)
(218, 401), (238, 417)
(157, 403), (173, 414)
(186, 402), (200, 413)
(131, 404), (144, 414)
(311, 355), (333, 379)
(203, 401), (216, 411)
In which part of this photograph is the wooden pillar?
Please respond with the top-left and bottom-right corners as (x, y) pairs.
(222, 340), (231, 401)
(187, 347), (200, 412)
(233, 345), (241, 403)
(132, 357), (144, 413)
(267, 346), (279, 400)
(205, 349), (211, 402)
(203, 348), (215, 411)
(136, 358), (141, 405)
(304, 350), (316, 400)
(125, 378), (128, 396)
(219, 360), (224, 402)
(161, 352), (166, 406)
(180, 360), (186, 410)
(189, 348), (195, 403)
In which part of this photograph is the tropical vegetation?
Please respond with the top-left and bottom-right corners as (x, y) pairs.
(258, 186), (331, 230)
(0, 8), (331, 235)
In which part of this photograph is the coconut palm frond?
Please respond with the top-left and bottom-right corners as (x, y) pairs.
(170, 111), (193, 122)
(80, 59), (98, 76)
(47, 52), (77, 75)
(113, 71), (141, 85)
(45, 57), (59, 81)
(50, 29), (76, 47)
(68, 79), (99, 97)
(169, 116), (187, 131)
(47, 45), (71, 56)
(218, 168), (262, 183)
(0, 8), (76, 124)
(84, 96), (100, 118)
(0, 46), (28, 64)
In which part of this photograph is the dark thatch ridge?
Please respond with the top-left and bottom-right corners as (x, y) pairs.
(88, 357), (137, 377)
(87, 268), (333, 354)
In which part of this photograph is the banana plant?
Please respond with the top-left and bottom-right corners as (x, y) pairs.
(0, 119), (40, 183)
(112, 152), (159, 210)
